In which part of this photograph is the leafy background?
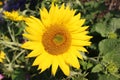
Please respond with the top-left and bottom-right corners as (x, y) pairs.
(0, 0), (120, 80)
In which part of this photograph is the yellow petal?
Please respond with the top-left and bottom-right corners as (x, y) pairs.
(21, 41), (42, 50)
(51, 56), (59, 76)
(67, 19), (86, 32)
(68, 13), (81, 25)
(71, 46), (83, 59)
(49, 3), (55, 17)
(26, 49), (41, 58)
(73, 26), (89, 33)
(58, 56), (70, 76)
(59, 5), (74, 24)
(40, 7), (50, 26)
(59, 3), (65, 12)
(0, 51), (5, 62)
(23, 33), (42, 41)
(25, 16), (45, 33)
(25, 26), (42, 36)
(72, 39), (91, 46)
(40, 7), (49, 19)
(71, 31), (92, 40)
(63, 47), (80, 69)
(74, 46), (88, 52)
(0, 51), (5, 58)
(38, 54), (52, 73)
(32, 54), (45, 66)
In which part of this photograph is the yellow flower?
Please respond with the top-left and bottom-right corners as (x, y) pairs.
(0, 51), (5, 63)
(3, 11), (23, 21)
(0, 1), (3, 6)
(22, 3), (92, 76)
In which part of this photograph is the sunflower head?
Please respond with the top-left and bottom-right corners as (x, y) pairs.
(22, 3), (92, 76)
(3, 11), (24, 21)
(0, 51), (5, 63)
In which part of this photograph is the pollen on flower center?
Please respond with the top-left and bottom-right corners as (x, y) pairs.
(42, 26), (71, 55)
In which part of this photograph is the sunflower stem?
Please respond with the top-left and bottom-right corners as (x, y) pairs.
(5, 55), (10, 63)
(0, 41), (21, 47)
(11, 50), (26, 63)
(7, 21), (17, 42)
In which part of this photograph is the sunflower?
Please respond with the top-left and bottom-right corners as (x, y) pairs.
(0, 51), (5, 63)
(22, 3), (92, 76)
(3, 11), (23, 21)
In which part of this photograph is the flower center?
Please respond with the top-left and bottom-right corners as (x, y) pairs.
(53, 34), (65, 45)
(42, 26), (71, 55)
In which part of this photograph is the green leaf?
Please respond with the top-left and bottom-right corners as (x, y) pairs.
(12, 69), (26, 80)
(99, 39), (120, 73)
(108, 18), (120, 38)
(87, 62), (93, 70)
(95, 22), (109, 37)
(102, 45), (120, 66)
(91, 64), (103, 73)
(99, 39), (120, 55)
(98, 74), (119, 80)
(109, 18), (120, 30)
(95, 18), (120, 38)
(80, 61), (93, 70)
